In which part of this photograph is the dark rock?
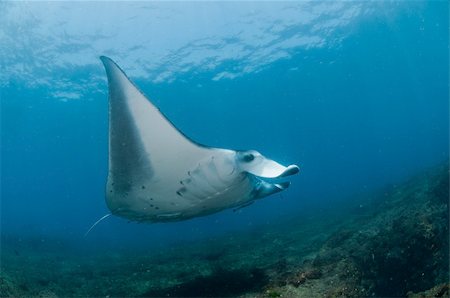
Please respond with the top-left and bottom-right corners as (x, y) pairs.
(142, 267), (268, 297)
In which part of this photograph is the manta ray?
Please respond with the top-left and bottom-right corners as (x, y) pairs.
(98, 56), (299, 224)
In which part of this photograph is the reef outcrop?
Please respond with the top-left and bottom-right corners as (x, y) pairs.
(262, 163), (449, 297)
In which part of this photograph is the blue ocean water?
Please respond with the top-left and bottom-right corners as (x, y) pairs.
(1, 0), (448, 254)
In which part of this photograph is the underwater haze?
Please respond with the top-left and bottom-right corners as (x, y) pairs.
(1, 1), (449, 297)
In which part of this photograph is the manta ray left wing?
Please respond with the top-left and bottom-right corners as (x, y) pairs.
(101, 56), (213, 191)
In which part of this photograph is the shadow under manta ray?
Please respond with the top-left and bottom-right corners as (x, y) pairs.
(92, 56), (299, 229)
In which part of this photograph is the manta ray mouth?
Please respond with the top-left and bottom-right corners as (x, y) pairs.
(255, 164), (300, 190)
(254, 164), (300, 179)
(277, 164), (300, 177)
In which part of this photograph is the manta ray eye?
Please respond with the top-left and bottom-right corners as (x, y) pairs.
(242, 153), (255, 162)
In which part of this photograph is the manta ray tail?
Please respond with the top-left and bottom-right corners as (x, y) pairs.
(84, 213), (112, 237)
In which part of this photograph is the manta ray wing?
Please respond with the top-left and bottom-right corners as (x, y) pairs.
(101, 57), (215, 216)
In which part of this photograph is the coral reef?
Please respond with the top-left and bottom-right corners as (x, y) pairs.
(260, 163), (449, 297)
(408, 283), (449, 298)
(1, 163), (448, 297)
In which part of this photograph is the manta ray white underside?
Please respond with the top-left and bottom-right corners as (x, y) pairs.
(100, 56), (299, 223)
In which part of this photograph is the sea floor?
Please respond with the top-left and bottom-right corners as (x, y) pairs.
(1, 163), (449, 297)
